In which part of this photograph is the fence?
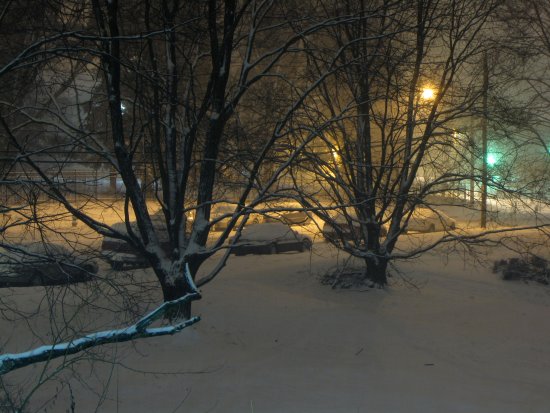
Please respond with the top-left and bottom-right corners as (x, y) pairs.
(0, 169), (135, 204)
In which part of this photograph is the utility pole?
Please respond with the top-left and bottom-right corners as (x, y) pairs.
(469, 135), (475, 206)
(480, 51), (489, 228)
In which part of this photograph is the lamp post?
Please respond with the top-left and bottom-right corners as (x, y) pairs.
(481, 52), (489, 228)
(417, 86), (436, 188)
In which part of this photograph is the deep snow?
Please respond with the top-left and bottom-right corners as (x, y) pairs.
(0, 201), (549, 412)
(2, 238), (549, 412)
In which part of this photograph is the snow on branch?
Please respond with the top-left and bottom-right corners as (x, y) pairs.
(0, 265), (201, 376)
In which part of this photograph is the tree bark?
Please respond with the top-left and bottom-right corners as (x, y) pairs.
(365, 255), (388, 286)
(158, 257), (203, 319)
(161, 281), (192, 320)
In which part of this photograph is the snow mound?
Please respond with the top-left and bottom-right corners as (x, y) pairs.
(493, 255), (549, 284)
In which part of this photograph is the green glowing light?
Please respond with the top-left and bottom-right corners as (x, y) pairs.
(487, 153), (498, 167)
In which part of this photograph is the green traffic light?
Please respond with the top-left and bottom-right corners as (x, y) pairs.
(487, 152), (498, 167)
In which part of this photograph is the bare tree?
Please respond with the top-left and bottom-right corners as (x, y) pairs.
(495, 0), (550, 199)
(0, 4), (353, 404)
(1, 1), (548, 409)
(0, 0), (344, 408)
(0, 0), (341, 313)
(285, 0), (548, 286)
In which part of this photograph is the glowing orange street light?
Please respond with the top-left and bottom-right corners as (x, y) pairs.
(420, 87), (435, 101)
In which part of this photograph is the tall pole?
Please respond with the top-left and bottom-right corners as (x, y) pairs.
(470, 136), (475, 206)
(481, 51), (488, 228)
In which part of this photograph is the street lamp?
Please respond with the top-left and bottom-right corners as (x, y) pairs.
(420, 87), (435, 101)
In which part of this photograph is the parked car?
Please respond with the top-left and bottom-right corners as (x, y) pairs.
(231, 222), (312, 256)
(0, 242), (98, 287)
(262, 202), (310, 225)
(211, 204), (238, 232)
(321, 212), (388, 242)
(404, 207), (456, 233)
(101, 224), (153, 270)
(101, 210), (193, 270)
(210, 203), (264, 232)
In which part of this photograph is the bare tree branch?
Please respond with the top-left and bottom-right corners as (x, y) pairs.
(0, 265), (201, 376)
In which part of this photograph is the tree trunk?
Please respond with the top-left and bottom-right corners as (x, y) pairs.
(160, 281), (192, 320)
(365, 256), (388, 286)
(158, 258), (202, 320)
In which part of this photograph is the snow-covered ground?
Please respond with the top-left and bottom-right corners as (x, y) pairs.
(2, 234), (550, 413)
(1, 200), (549, 412)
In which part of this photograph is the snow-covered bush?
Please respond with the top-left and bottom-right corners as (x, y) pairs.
(493, 256), (549, 284)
